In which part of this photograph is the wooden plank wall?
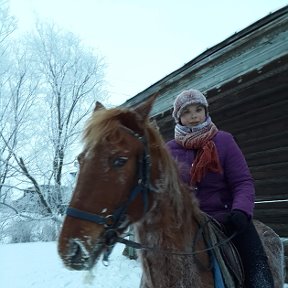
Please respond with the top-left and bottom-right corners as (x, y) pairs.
(211, 84), (288, 202)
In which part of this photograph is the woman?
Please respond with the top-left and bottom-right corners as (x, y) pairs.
(166, 89), (274, 287)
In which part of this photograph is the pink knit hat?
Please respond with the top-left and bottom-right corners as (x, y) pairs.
(172, 89), (208, 123)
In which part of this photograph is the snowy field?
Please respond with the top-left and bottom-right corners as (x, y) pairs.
(0, 242), (141, 288)
(0, 241), (287, 288)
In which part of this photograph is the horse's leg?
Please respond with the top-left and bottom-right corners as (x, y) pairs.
(254, 220), (285, 288)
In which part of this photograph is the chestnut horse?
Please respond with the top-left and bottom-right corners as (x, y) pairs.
(58, 96), (285, 287)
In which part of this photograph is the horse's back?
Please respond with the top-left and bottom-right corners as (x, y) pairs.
(254, 220), (285, 287)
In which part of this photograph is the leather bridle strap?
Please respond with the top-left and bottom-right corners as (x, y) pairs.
(114, 228), (237, 257)
(66, 207), (108, 225)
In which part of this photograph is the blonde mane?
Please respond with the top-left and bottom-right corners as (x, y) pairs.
(145, 123), (200, 211)
(83, 108), (129, 150)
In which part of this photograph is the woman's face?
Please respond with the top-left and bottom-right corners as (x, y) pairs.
(180, 104), (206, 127)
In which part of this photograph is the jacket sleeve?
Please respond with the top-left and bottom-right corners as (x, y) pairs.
(223, 133), (255, 218)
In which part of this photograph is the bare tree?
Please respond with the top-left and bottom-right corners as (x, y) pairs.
(0, 0), (16, 43)
(0, 0), (20, 206)
(16, 22), (106, 216)
(0, 43), (40, 213)
(0, 2), (41, 243)
(0, 19), (106, 242)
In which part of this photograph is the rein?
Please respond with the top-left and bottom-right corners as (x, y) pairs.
(113, 218), (237, 257)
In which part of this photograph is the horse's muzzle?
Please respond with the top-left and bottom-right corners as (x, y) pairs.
(61, 238), (103, 271)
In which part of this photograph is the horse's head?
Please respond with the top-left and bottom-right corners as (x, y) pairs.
(58, 95), (164, 270)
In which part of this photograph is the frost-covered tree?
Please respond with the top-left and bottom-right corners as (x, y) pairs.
(0, 44), (39, 201)
(14, 22), (106, 216)
(22, 22), (106, 214)
(0, 18), (106, 243)
(0, 0), (16, 50)
(0, 0), (18, 206)
(0, 0), (37, 243)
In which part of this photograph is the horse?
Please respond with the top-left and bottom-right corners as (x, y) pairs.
(58, 95), (285, 287)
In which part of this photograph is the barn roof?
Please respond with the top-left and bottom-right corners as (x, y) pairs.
(122, 5), (288, 118)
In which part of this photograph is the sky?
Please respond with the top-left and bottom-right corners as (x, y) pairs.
(8, 0), (288, 105)
(0, 241), (287, 288)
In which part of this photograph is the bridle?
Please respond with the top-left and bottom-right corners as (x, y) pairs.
(66, 127), (154, 262)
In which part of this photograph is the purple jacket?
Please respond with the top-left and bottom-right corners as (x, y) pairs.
(166, 131), (255, 223)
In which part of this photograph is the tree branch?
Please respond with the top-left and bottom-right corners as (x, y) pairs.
(18, 157), (53, 215)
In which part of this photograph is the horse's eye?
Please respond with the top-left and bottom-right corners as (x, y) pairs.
(112, 156), (128, 167)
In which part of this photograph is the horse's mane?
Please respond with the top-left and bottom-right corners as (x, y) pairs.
(145, 124), (202, 235)
(145, 124), (189, 200)
(83, 107), (129, 149)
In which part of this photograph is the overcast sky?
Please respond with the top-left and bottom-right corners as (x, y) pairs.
(9, 0), (288, 105)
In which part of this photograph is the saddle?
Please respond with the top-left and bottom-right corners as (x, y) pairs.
(199, 213), (245, 288)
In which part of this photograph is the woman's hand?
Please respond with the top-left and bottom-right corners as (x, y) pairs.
(228, 209), (250, 233)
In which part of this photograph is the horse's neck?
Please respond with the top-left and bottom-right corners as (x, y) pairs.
(136, 186), (199, 248)
(134, 187), (213, 287)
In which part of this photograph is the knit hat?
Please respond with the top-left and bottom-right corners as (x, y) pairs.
(172, 89), (208, 123)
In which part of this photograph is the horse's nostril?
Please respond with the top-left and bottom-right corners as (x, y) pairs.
(64, 239), (90, 270)
(70, 241), (81, 258)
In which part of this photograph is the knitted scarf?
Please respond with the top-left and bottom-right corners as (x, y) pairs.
(175, 116), (222, 185)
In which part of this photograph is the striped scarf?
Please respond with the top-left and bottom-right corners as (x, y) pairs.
(175, 117), (222, 185)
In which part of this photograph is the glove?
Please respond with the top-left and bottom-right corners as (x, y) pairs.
(228, 209), (250, 233)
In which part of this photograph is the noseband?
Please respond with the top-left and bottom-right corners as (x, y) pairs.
(66, 127), (153, 262)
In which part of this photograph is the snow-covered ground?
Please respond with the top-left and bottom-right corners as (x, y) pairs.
(0, 241), (287, 288)
(0, 242), (141, 288)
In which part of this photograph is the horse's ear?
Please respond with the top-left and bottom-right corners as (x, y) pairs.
(94, 101), (106, 112)
(134, 93), (158, 120)
(150, 119), (160, 131)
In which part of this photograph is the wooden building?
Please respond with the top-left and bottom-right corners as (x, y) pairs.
(123, 6), (288, 238)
